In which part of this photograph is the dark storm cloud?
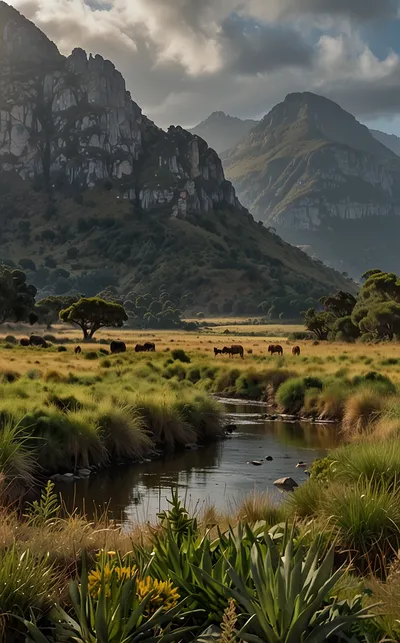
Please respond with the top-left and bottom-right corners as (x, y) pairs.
(220, 14), (314, 74)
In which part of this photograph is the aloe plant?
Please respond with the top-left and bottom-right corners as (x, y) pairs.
(227, 534), (372, 643)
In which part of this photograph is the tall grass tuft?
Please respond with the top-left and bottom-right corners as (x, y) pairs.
(0, 421), (37, 501)
(96, 402), (152, 461)
(175, 393), (225, 441)
(332, 439), (400, 489)
(135, 393), (196, 449)
(342, 388), (384, 437)
(317, 382), (348, 420)
(322, 480), (400, 574)
(235, 491), (284, 526)
(284, 479), (326, 519)
(0, 545), (57, 635)
(276, 378), (305, 414)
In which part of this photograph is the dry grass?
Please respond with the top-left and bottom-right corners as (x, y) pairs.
(342, 388), (384, 437)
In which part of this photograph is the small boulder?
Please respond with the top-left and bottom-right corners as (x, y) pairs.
(251, 460), (263, 466)
(78, 468), (91, 477)
(274, 477), (298, 489)
(265, 456), (273, 461)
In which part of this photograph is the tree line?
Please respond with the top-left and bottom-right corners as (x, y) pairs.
(304, 269), (400, 342)
(0, 264), (190, 339)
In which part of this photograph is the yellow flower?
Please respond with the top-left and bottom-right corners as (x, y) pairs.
(87, 563), (136, 599)
(136, 577), (180, 615)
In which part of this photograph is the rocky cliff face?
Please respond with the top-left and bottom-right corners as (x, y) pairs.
(0, 2), (241, 217)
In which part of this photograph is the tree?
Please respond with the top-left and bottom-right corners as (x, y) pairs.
(319, 291), (357, 319)
(357, 302), (400, 341)
(331, 316), (360, 342)
(303, 308), (334, 341)
(0, 266), (37, 324)
(36, 295), (80, 329)
(59, 298), (128, 339)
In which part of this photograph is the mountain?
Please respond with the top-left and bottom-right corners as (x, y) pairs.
(225, 92), (400, 278)
(371, 130), (400, 157)
(189, 112), (258, 155)
(0, 3), (353, 315)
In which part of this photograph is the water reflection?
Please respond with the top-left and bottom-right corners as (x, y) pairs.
(55, 404), (341, 527)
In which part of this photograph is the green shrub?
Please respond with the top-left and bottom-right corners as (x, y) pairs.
(276, 378), (306, 413)
(4, 335), (17, 344)
(84, 351), (99, 361)
(323, 481), (400, 574)
(171, 349), (191, 363)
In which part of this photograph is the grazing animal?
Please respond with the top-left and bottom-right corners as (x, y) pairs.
(214, 347), (223, 356)
(74, 345), (82, 354)
(110, 340), (126, 354)
(268, 344), (283, 356)
(292, 346), (301, 356)
(20, 338), (30, 347)
(144, 342), (156, 352)
(29, 335), (48, 348)
(223, 345), (244, 359)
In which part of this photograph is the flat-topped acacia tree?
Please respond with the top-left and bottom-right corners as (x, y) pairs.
(59, 297), (128, 340)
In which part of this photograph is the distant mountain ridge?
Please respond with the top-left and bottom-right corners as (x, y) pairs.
(189, 112), (258, 155)
(219, 92), (400, 277)
(370, 130), (400, 157)
(0, 2), (353, 313)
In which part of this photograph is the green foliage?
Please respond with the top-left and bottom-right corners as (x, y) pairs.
(276, 378), (306, 413)
(171, 348), (191, 363)
(228, 531), (369, 643)
(303, 308), (334, 341)
(24, 553), (192, 643)
(1, 546), (56, 632)
(25, 480), (61, 528)
(0, 264), (37, 324)
(59, 297), (128, 339)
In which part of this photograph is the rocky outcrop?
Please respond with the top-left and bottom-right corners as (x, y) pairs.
(0, 2), (240, 217)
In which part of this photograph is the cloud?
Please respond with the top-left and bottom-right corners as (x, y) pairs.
(219, 14), (314, 74)
(7, 0), (400, 130)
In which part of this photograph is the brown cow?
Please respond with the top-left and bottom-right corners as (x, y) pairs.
(292, 346), (301, 356)
(214, 347), (223, 356)
(223, 345), (244, 359)
(268, 344), (283, 356)
(20, 338), (30, 347)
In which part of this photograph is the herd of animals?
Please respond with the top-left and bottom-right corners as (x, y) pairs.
(214, 344), (301, 359)
(15, 336), (301, 358)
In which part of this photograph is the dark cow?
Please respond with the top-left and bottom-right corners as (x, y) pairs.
(110, 341), (127, 354)
(29, 335), (48, 348)
(292, 346), (301, 356)
(74, 345), (82, 354)
(214, 347), (223, 356)
(20, 338), (30, 347)
(223, 345), (244, 359)
(135, 343), (156, 353)
(268, 344), (283, 356)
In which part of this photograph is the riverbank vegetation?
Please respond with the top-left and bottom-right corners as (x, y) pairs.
(1, 324), (400, 639)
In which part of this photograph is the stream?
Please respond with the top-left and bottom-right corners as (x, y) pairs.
(55, 400), (341, 527)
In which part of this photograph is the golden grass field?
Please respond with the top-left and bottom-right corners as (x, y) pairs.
(1, 321), (400, 385)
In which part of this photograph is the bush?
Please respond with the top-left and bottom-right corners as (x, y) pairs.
(323, 481), (400, 574)
(276, 378), (306, 413)
(285, 479), (326, 519)
(171, 349), (191, 364)
(0, 370), (20, 383)
(57, 346), (67, 353)
(332, 439), (400, 490)
(84, 351), (99, 361)
(4, 335), (17, 344)
(342, 388), (384, 437)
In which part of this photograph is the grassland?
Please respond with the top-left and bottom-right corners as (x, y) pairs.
(1, 322), (400, 639)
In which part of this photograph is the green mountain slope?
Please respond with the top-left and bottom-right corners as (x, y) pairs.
(0, 4), (354, 315)
(189, 112), (258, 155)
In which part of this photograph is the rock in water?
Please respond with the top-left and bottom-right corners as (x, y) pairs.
(274, 477), (298, 489)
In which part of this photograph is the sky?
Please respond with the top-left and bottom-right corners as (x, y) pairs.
(8, 0), (400, 134)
